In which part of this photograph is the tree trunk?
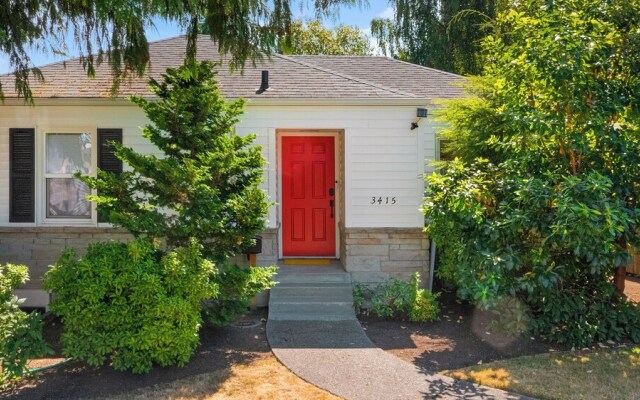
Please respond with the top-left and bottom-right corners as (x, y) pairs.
(614, 264), (626, 295)
(614, 239), (628, 296)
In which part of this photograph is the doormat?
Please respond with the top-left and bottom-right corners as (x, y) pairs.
(283, 259), (332, 265)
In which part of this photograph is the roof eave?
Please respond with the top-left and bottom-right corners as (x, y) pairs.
(1, 96), (435, 107)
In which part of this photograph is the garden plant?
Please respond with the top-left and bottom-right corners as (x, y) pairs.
(45, 61), (276, 372)
(424, 0), (640, 346)
(0, 263), (51, 386)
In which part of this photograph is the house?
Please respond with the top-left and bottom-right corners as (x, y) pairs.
(0, 35), (464, 307)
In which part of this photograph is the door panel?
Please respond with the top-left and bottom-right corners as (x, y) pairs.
(282, 136), (336, 256)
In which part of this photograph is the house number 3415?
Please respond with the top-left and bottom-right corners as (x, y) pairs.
(370, 196), (397, 205)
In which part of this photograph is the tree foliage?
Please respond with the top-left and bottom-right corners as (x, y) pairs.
(0, 0), (363, 101)
(424, 0), (640, 346)
(371, 0), (507, 74)
(82, 61), (269, 262)
(280, 20), (372, 55)
(0, 264), (52, 386)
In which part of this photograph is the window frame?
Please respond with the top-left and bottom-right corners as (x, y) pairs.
(37, 127), (98, 226)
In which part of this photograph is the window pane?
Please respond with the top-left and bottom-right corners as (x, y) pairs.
(46, 178), (91, 218)
(46, 133), (92, 174)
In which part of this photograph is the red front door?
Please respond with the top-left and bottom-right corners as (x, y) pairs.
(282, 136), (336, 256)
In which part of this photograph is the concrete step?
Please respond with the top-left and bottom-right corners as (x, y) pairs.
(270, 286), (353, 302)
(272, 281), (353, 289)
(275, 272), (351, 284)
(268, 302), (355, 321)
(271, 295), (353, 304)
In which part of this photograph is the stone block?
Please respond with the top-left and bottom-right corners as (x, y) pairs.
(399, 243), (424, 250)
(32, 246), (64, 260)
(347, 238), (382, 245)
(348, 244), (389, 256)
(350, 271), (389, 284)
(36, 232), (71, 239)
(346, 233), (369, 239)
(345, 256), (381, 272)
(366, 233), (391, 239)
(381, 261), (424, 272)
(389, 249), (427, 261)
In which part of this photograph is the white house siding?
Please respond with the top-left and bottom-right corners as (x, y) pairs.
(0, 101), (436, 304)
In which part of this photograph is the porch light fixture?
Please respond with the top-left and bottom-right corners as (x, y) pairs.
(411, 108), (428, 130)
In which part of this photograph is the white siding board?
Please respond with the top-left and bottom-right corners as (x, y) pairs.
(0, 103), (432, 229)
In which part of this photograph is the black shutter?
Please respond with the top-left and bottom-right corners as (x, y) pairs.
(98, 129), (123, 174)
(9, 128), (35, 223)
(97, 129), (123, 222)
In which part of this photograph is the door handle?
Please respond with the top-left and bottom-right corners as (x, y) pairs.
(329, 200), (334, 219)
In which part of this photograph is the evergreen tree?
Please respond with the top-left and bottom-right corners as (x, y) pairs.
(83, 61), (269, 262)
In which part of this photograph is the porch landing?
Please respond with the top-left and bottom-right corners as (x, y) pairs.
(266, 263), (528, 400)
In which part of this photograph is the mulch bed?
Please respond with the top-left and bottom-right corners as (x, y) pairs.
(358, 290), (567, 373)
(4, 276), (639, 399)
(2, 309), (270, 400)
(360, 276), (640, 373)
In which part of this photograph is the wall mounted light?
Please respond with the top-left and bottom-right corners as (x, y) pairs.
(411, 108), (428, 130)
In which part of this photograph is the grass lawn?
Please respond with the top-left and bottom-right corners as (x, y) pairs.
(443, 346), (640, 400)
(107, 356), (341, 400)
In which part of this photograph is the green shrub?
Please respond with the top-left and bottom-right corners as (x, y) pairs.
(203, 263), (277, 326)
(0, 264), (52, 387)
(424, 0), (640, 347)
(43, 239), (217, 374)
(353, 272), (439, 322)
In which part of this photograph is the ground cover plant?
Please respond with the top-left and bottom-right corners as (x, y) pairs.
(424, 0), (640, 347)
(354, 272), (439, 322)
(0, 264), (51, 387)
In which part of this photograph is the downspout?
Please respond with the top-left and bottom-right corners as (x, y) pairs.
(428, 239), (436, 291)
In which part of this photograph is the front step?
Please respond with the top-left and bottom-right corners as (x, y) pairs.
(268, 270), (356, 321)
(275, 272), (352, 284)
(269, 302), (355, 321)
(271, 286), (353, 301)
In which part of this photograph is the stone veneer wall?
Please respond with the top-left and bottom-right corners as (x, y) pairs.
(340, 227), (430, 286)
(0, 227), (133, 290)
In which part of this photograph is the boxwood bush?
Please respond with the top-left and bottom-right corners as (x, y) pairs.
(43, 239), (217, 373)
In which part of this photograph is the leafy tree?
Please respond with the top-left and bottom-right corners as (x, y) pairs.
(281, 20), (372, 55)
(0, 0), (362, 101)
(424, 0), (640, 346)
(371, 0), (507, 74)
(82, 61), (269, 262)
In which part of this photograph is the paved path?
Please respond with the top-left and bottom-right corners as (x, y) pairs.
(266, 267), (529, 400)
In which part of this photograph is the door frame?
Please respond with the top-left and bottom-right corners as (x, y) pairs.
(277, 129), (341, 259)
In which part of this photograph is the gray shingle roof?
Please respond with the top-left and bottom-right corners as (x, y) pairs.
(0, 35), (464, 100)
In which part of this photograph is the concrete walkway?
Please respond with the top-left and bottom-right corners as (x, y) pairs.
(267, 266), (529, 400)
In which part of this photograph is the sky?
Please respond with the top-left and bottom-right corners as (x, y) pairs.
(0, 0), (393, 75)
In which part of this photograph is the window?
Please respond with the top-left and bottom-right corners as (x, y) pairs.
(44, 133), (92, 218)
